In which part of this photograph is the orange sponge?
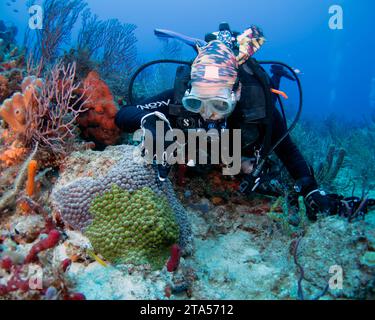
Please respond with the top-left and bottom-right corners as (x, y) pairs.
(26, 160), (38, 197)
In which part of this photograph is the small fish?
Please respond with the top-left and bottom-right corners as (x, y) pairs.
(6, 3), (11, 6)
(13, 9), (19, 13)
(87, 249), (108, 267)
(12, 0), (17, 2)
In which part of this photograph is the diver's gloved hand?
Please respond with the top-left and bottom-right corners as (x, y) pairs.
(157, 164), (172, 182)
(304, 190), (341, 221)
(295, 176), (339, 221)
(140, 112), (175, 182)
(271, 65), (295, 81)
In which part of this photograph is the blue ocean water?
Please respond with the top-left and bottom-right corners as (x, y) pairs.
(1, 1), (375, 302)
(1, 0), (374, 121)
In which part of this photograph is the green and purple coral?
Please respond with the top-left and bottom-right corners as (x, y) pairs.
(84, 184), (180, 269)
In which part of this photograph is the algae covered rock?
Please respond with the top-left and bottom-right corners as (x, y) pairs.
(84, 185), (179, 269)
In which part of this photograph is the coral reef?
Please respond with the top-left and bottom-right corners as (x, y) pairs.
(24, 62), (88, 158)
(52, 145), (193, 258)
(0, 144), (38, 212)
(24, 0), (88, 63)
(167, 244), (181, 272)
(0, 20), (18, 48)
(0, 61), (90, 172)
(0, 140), (28, 168)
(316, 145), (346, 189)
(26, 160), (38, 197)
(0, 76), (43, 135)
(77, 9), (138, 97)
(25, 230), (61, 263)
(0, 220), (84, 300)
(0, 21), (25, 102)
(0, 4), (374, 301)
(77, 71), (120, 147)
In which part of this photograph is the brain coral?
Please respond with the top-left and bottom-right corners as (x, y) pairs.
(85, 185), (179, 268)
(52, 145), (192, 268)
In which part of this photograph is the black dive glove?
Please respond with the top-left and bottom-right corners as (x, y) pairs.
(295, 176), (340, 221)
(304, 190), (341, 221)
(140, 112), (175, 182)
(157, 163), (172, 182)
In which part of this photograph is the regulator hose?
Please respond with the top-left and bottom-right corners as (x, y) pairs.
(258, 60), (303, 155)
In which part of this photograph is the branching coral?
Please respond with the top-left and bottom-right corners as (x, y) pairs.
(25, 62), (88, 157)
(24, 0), (87, 62)
(267, 196), (309, 237)
(0, 61), (87, 165)
(316, 145), (346, 189)
(76, 9), (138, 96)
(77, 71), (120, 147)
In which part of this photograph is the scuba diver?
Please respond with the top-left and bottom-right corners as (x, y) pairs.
(115, 23), (373, 221)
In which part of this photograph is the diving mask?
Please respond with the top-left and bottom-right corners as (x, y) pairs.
(182, 87), (237, 116)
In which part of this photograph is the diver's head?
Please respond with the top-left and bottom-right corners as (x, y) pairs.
(182, 25), (265, 121)
(182, 40), (241, 121)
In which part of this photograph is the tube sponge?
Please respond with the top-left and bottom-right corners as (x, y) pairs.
(26, 160), (38, 197)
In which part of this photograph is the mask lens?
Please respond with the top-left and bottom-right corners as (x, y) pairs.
(183, 97), (203, 112)
(211, 100), (230, 113)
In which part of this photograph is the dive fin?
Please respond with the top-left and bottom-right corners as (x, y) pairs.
(154, 29), (207, 52)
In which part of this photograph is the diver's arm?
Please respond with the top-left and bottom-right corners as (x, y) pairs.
(115, 89), (175, 132)
(115, 89), (176, 181)
(271, 108), (346, 220)
(271, 107), (316, 187)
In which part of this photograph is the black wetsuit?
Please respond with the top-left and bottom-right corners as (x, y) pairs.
(115, 89), (313, 183)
